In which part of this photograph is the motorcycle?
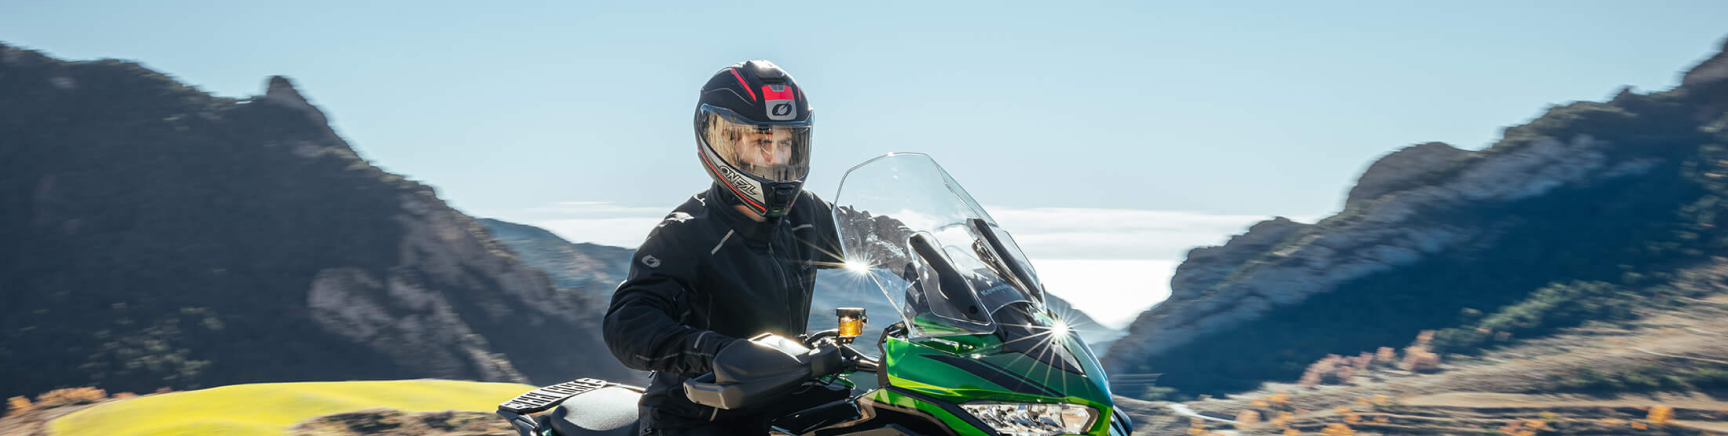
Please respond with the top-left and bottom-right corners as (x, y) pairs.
(496, 153), (1132, 436)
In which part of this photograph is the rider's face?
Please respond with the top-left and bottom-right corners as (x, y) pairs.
(734, 129), (793, 168)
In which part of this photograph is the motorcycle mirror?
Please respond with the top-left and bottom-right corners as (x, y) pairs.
(836, 307), (866, 343)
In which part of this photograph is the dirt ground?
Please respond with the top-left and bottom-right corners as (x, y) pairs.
(1123, 267), (1728, 436)
(0, 400), (113, 436)
(287, 409), (514, 436)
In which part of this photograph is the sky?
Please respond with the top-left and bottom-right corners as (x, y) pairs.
(6, 1), (1727, 327)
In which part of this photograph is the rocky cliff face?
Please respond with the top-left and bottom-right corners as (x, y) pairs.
(478, 218), (633, 300)
(0, 44), (631, 398)
(1103, 38), (1728, 394)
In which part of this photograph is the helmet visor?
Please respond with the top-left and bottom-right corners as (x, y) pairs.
(699, 105), (811, 182)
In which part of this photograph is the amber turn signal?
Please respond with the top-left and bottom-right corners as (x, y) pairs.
(836, 307), (866, 343)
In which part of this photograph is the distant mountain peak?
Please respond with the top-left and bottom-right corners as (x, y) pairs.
(1345, 142), (1473, 206)
(1682, 37), (1728, 87)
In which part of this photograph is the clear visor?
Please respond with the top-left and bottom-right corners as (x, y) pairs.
(699, 106), (811, 182)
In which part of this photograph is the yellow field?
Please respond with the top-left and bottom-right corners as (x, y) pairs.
(49, 379), (534, 436)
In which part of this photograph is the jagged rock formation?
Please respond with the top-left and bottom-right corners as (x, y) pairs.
(478, 218), (632, 299)
(0, 43), (632, 399)
(1167, 217), (1312, 299)
(1683, 38), (1728, 87)
(1344, 142), (1473, 206)
(1104, 37), (1728, 395)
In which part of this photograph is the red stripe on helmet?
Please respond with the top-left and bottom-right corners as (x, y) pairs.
(729, 68), (758, 102)
(761, 85), (795, 101)
(698, 150), (767, 212)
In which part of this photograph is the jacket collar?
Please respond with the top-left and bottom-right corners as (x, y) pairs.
(707, 184), (781, 249)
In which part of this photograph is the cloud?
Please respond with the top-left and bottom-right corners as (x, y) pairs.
(988, 207), (1304, 261)
(1035, 259), (1178, 329)
(494, 202), (1297, 258)
(487, 202), (1309, 328)
(488, 201), (675, 248)
(517, 201), (674, 218)
(534, 217), (666, 248)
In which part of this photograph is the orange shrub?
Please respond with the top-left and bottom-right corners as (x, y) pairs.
(34, 387), (107, 408)
(1300, 355), (1368, 387)
(1269, 391), (1290, 405)
(1402, 351), (1441, 372)
(1236, 410), (1262, 427)
(1375, 347), (1396, 363)
(1321, 423), (1356, 436)
(1500, 419), (1523, 434)
(6, 396), (32, 416)
(1648, 405), (1673, 427)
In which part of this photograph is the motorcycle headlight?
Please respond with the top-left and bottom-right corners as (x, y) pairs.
(959, 401), (1096, 436)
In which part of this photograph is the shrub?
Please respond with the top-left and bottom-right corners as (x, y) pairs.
(34, 387), (108, 408)
(1648, 405), (1673, 427)
(6, 396), (32, 416)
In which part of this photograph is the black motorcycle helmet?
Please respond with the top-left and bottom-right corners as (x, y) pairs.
(695, 60), (813, 218)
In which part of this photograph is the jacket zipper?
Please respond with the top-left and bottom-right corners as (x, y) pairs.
(768, 227), (794, 334)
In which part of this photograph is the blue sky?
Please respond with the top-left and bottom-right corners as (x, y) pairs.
(6, 1), (1727, 326)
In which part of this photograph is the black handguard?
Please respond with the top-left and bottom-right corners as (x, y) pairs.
(683, 333), (842, 409)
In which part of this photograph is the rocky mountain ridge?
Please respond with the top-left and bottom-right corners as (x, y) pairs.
(1104, 37), (1728, 395)
(0, 43), (632, 399)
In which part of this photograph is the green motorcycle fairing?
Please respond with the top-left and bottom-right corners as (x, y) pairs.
(866, 312), (1116, 436)
(830, 153), (1124, 436)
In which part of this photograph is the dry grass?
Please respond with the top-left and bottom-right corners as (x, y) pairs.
(1124, 263), (1728, 435)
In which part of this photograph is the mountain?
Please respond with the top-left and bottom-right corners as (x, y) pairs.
(0, 43), (633, 400)
(477, 218), (1124, 351)
(477, 218), (632, 300)
(1104, 37), (1728, 398)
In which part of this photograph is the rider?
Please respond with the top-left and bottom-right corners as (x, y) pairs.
(602, 60), (844, 436)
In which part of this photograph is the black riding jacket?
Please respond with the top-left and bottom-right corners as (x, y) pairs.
(602, 184), (842, 426)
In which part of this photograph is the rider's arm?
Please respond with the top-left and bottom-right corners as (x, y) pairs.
(602, 224), (736, 375)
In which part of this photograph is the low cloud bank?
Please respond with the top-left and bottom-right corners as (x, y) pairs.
(495, 202), (1301, 329)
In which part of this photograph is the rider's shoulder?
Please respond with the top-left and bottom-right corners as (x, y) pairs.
(795, 190), (833, 211)
(642, 190), (719, 242)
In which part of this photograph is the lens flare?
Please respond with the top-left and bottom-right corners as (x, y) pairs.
(844, 259), (870, 274)
(1050, 319), (1070, 337)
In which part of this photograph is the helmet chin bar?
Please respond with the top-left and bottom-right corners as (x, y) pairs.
(712, 174), (802, 218)
(761, 181), (802, 217)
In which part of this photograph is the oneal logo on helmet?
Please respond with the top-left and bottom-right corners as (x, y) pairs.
(718, 165), (761, 199)
(762, 84), (796, 121)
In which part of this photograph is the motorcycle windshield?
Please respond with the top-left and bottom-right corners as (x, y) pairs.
(832, 153), (1047, 337)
